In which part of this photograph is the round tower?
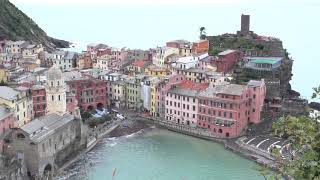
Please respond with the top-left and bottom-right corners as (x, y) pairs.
(45, 66), (66, 115)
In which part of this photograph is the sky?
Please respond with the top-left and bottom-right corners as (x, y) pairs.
(9, 0), (320, 100)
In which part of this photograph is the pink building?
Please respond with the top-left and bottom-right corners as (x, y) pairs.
(66, 77), (107, 111)
(165, 81), (209, 126)
(154, 74), (186, 117)
(32, 85), (47, 118)
(197, 80), (266, 138)
(0, 105), (16, 153)
(214, 50), (243, 73)
(66, 89), (80, 117)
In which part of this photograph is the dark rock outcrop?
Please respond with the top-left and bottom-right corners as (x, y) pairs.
(0, 0), (69, 51)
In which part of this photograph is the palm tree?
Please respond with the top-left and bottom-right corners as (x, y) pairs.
(199, 27), (206, 40)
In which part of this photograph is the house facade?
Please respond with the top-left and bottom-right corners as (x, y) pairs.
(32, 85), (47, 118)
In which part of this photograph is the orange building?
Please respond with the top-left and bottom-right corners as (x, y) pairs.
(192, 40), (209, 54)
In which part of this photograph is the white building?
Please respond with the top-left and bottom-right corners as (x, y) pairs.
(52, 51), (76, 71)
(152, 47), (179, 67)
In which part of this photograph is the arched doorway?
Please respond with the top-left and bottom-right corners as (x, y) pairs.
(226, 132), (230, 137)
(43, 164), (53, 180)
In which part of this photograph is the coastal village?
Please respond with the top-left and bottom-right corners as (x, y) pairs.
(0, 15), (318, 180)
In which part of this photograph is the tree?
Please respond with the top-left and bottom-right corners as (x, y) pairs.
(199, 26), (207, 40)
(312, 85), (320, 99)
(0, 80), (7, 86)
(272, 115), (320, 179)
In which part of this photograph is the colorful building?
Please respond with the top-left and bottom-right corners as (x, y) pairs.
(0, 65), (9, 83)
(65, 74), (107, 111)
(192, 40), (209, 54)
(214, 49), (243, 73)
(125, 75), (145, 110)
(32, 85), (47, 118)
(152, 47), (179, 67)
(165, 81), (209, 126)
(77, 53), (93, 69)
(197, 80), (266, 138)
(146, 64), (170, 77)
(0, 105), (16, 153)
(127, 60), (151, 75)
(0, 86), (30, 127)
(152, 74), (186, 118)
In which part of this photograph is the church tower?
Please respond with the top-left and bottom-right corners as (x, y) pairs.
(45, 66), (67, 115)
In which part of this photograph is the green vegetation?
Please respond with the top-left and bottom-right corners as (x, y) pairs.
(211, 47), (222, 56)
(0, 80), (7, 86)
(272, 116), (320, 180)
(86, 114), (112, 128)
(263, 87), (320, 180)
(199, 26), (206, 40)
(0, 0), (69, 50)
(312, 85), (320, 99)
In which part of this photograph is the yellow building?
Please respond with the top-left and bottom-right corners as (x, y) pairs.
(146, 65), (170, 77)
(150, 81), (158, 117)
(0, 86), (29, 127)
(178, 46), (192, 57)
(0, 66), (8, 83)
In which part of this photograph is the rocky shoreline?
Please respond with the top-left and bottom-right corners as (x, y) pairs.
(108, 119), (150, 137)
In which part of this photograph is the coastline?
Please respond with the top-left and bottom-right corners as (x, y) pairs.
(55, 119), (151, 178)
(56, 113), (282, 179)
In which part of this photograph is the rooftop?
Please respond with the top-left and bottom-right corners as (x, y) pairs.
(199, 84), (247, 97)
(247, 80), (265, 87)
(0, 86), (19, 100)
(177, 80), (209, 91)
(218, 49), (237, 56)
(0, 105), (13, 120)
(246, 57), (283, 65)
(132, 60), (148, 68)
(21, 113), (75, 143)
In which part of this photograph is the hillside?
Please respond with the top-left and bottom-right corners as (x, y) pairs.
(0, 0), (69, 50)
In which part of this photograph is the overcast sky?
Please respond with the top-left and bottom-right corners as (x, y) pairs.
(9, 0), (320, 99)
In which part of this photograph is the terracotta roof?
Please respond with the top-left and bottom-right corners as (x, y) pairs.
(177, 80), (209, 91)
(132, 60), (146, 68)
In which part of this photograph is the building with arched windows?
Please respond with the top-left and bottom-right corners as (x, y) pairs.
(45, 66), (66, 115)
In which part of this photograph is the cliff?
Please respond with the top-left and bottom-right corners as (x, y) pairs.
(0, 0), (69, 51)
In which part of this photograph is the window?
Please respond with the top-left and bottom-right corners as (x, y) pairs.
(253, 108), (256, 112)
(52, 95), (54, 101)
(42, 143), (45, 152)
(253, 94), (256, 99)
(230, 112), (233, 119)
(223, 112), (227, 118)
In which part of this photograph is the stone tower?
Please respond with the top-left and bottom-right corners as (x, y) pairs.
(240, 14), (250, 35)
(45, 66), (66, 115)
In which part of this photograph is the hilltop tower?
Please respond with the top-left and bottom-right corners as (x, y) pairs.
(45, 65), (66, 115)
(241, 14), (250, 35)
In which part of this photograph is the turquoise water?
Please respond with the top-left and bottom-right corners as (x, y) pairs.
(59, 128), (264, 180)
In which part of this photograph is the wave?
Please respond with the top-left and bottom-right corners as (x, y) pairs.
(109, 142), (117, 147)
(124, 129), (145, 138)
(107, 137), (118, 141)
